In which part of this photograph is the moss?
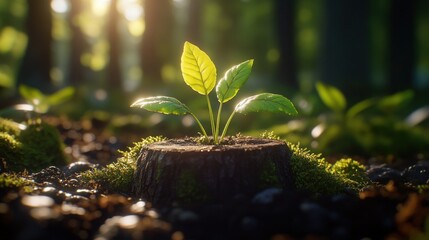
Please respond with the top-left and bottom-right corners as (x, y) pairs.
(260, 130), (281, 140)
(329, 158), (370, 189)
(287, 142), (354, 197)
(1, 121), (68, 172)
(0, 132), (23, 170)
(258, 160), (282, 189)
(262, 132), (366, 196)
(417, 185), (429, 194)
(18, 122), (68, 172)
(79, 136), (165, 193)
(0, 172), (34, 192)
(0, 118), (22, 136)
(177, 169), (209, 203)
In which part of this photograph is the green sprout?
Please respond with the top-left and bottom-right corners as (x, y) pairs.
(18, 84), (75, 118)
(131, 42), (298, 144)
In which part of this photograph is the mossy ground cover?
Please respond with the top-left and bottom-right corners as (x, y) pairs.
(0, 118), (68, 172)
(79, 134), (369, 197)
(79, 136), (165, 193)
(0, 172), (34, 193)
(1, 120), (428, 239)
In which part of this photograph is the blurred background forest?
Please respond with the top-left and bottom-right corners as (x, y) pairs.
(1, 0), (428, 157)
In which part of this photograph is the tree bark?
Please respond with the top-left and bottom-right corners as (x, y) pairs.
(107, 0), (122, 89)
(140, 0), (174, 85)
(17, 0), (52, 92)
(320, 0), (370, 101)
(68, 0), (85, 85)
(275, 0), (297, 88)
(132, 138), (293, 206)
(388, 0), (416, 93)
(186, 0), (202, 45)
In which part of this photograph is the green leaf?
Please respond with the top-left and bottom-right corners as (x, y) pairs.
(181, 41), (217, 95)
(216, 59), (253, 103)
(316, 81), (346, 112)
(346, 98), (375, 119)
(131, 96), (190, 115)
(235, 93), (298, 115)
(19, 85), (45, 102)
(377, 90), (414, 112)
(19, 85), (50, 113)
(0, 71), (12, 88)
(47, 87), (75, 106)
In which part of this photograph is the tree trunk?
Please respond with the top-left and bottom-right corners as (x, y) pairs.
(140, 0), (173, 85)
(186, 0), (202, 45)
(107, 0), (122, 89)
(132, 138), (293, 206)
(275, 0), (297, 88)
(17, 0), (52, 92)
(68, 0), (85, 85)
(388, 0), (416, 93)
(320, 0), (370, 102)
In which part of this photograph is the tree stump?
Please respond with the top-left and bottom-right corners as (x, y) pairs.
(132, 137), (293, 206)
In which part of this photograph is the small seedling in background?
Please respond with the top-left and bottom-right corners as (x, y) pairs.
(313, 81), (429, 157)
(131, 41), (298, 144)
(18, 85), (75, 122)
(19, 85), (75, 114)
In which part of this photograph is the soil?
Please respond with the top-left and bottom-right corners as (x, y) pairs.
(1, 118), (429, 240)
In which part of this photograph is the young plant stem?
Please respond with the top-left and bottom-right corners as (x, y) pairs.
(220, 110), (236, 142)
(205, 94), (217, 143)
(189, 112), (208, 139)
(215, 102), (223, 144)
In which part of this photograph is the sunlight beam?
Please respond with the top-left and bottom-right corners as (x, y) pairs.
(51, 0), (69, 14)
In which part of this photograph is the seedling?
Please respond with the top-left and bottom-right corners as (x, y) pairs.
(131, 42), (298, 144)
(19, 85), (75, 114)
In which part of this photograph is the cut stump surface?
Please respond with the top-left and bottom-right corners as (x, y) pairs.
(132, 137), (293, 206)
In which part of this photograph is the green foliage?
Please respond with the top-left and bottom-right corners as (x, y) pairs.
(313, 82), (429, 157)
(287, 142), (361, 196)
(132, 42), (297, 144)
(131, 96), (191, 115)
(0, 119), (68, 172)
(377, 90), (414, 113)
(216, 59), (254, 103)
(235, 93), (297, 115)
(79, 136), (165, 193)
(19, 85), (75, 114)
(0, 172), (33, 192)
(329, 158), (370, 189)
(181, 41), (217, 95)
(316, 81), (346, 113)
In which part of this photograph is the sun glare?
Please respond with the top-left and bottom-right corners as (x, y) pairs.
(51, 0), (69, 14)
(92, 0), (111, 16)
(117, 0), (144, 21)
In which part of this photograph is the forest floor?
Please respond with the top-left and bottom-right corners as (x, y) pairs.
(1, 117), (429, 240)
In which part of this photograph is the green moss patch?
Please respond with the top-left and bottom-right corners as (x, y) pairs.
(287, 142), (368, 197)
(0, 118), (68, 172)
(329, 158), (370, 189)
(0, 118), (22, 136)
(79, 136), (165, 193)
(0, 173), (34, 192)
